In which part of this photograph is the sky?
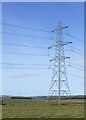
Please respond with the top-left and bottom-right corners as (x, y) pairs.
(1, 0), (85, 2)
(1, 2), (84, 96)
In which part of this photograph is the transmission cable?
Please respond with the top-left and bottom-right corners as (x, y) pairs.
(1, 23), (51, 33)
(1, 43), (48, 49)
(2, 52), (48, 57)
(1, 31), (53, 40)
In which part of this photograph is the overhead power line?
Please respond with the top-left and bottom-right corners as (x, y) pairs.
(65, 33), (84, 44)
(2, 50), (84, 58)
(1, 42), (84, 54)
(0, 63), (49, 66)
(1, 43), (84, 56)
(1, 23), (51, 33)
(0, 43), (84, 59)
(66, 44), (84, 56)
(2, 52), (48, 56)
(1, 64), (84, 71)
(0, 63), (25, 66)
(1, 67), (49, 69)
(67, 73), (84, 79)
(71, 65), (84, 71)
(73, 47), (83, 53)
(1, 31), (52, 40)
(74, 51), (84, 57)
(73, 47), (85, 56)
(1, 67), (84, 79)
(71, 63), (84, 68)
(1, 43), (48, 49)
(0, 62), (84, 68)
(1, 23), (84, 44)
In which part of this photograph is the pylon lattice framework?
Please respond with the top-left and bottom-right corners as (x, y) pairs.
(47, 21), (72, 103)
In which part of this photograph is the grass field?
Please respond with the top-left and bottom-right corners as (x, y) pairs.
(0, 105), (2, 119)
(2, 98), (84, 118)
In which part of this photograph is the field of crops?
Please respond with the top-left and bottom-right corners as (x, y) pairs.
(2, 98), (84, 118)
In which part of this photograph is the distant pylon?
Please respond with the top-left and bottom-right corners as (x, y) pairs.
(47, 21), (72, 104)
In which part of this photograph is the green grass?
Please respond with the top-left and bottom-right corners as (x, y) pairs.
(2, 99), (84, 118)
(0, 105), (2, 119)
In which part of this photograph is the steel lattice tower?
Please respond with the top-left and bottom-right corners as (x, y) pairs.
(47, 21), (72, 104)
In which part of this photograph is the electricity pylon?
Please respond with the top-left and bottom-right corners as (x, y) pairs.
(47, 21), (72, 104)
